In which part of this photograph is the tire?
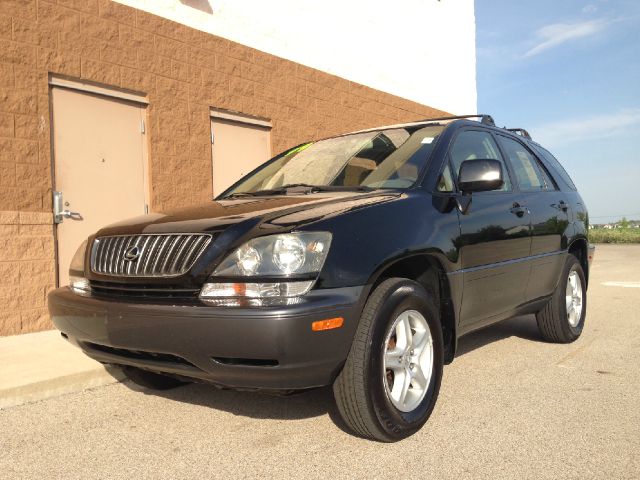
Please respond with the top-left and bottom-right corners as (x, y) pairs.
(121, 366), (189, 390)
(333, 278), (444, 442)
(536, 254), (587, 343)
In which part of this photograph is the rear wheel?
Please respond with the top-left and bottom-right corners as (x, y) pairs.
(333, 278), (444, 442)
(121, 366), (189, 390)
(536, 254), (587, 343)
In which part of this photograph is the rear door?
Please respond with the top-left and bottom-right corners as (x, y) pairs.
(495, 134), (569, 301)
(450, 129), (532, 330)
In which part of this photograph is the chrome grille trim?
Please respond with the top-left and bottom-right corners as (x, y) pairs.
(90, 234), (212, 277)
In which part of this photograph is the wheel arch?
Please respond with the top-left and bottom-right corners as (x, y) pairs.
(367, 253), (458, 364)
(568, 236), (589, 285)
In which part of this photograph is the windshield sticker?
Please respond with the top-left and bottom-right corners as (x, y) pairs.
(286, 142), (313, 156)
(421, 137), (435, 144)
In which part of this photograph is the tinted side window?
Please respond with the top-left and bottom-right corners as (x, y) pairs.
(497, 136), (545, 192)
(535, 159), (558, 190)
(530, 144), (577, 190)
(450, 130), (511, 191)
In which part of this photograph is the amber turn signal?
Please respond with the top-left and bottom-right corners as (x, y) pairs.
(311, 317), (344, 331)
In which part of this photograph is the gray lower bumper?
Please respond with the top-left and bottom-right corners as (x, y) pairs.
(48, 286), (366, 390)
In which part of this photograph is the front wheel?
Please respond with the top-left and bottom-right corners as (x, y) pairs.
(536, 254), (587, 343)
(333, 278), (444, 442)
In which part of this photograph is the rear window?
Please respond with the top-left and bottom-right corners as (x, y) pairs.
(530, 144), (577, 191)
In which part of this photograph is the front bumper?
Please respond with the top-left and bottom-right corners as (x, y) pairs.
(48, 286), (365, 390)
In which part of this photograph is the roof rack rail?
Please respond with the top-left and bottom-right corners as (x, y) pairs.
(506, 128), (532, 140)
(416, 114), (496, 127)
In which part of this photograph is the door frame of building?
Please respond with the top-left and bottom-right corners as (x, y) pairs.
(48, 76), (151, 287)
(209, 108), (272, 196)
(209, 108), (272, 129)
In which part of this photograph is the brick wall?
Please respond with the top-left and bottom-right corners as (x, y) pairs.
(0, 0), (447, 336)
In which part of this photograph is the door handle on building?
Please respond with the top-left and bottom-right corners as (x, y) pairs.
(60, 210), (83, 220)
(53, 191), (83, 223)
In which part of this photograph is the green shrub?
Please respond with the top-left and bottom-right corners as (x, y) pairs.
(589, 228), (640, 244)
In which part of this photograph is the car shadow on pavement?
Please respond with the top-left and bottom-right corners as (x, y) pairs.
(455, 314), (544, 358)
(121, 314), (544, 435)
(128, 381), (329, 417)
(125, 377), (354, 428)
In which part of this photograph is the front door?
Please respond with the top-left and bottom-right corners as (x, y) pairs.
(210, 113), (271, 196)
(450, 129), (532, 331)
(51, 86), (147, 287)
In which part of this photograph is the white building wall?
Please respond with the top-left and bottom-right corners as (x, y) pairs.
(116, 0), (477, 114)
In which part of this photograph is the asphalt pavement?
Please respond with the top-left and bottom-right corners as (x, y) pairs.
(1, 244), (638, 479)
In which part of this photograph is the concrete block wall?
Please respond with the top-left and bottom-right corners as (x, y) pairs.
(0, 0), (447, 336)
(0, 211), (55, 335)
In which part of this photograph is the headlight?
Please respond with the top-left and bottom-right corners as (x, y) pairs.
(211, 232), (331, 277)
(69, 239), (90, 295)
(200, 232), (331, 300)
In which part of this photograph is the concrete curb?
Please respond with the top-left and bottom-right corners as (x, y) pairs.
(0, 330), (125, 409)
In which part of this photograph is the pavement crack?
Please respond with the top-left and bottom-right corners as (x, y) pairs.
(556, 337), (597, 366)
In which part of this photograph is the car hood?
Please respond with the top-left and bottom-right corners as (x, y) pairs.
(96, 191), (402, 237)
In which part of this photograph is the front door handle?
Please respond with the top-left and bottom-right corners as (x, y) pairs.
(510, 202), (528, 218)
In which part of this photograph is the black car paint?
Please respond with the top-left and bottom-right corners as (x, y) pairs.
(48, 119), (591, 389)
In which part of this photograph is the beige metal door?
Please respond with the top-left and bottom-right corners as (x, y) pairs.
(210, 115), (271, 196)
(51, 87), (147, 286)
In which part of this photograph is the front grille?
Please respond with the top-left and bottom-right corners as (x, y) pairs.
(89, 281), (200, 299)
(90, 233), (212, 277)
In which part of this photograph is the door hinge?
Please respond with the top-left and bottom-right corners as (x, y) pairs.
(141, 119), (146, 134)
(211, 131), (215, 144)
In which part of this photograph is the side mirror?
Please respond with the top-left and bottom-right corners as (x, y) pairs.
(458, 159), (504, 193)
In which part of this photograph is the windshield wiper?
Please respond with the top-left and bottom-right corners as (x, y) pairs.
(222, 192), (258, 199)
(223, 184), (374, 198)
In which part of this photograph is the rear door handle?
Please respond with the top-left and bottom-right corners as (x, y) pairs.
(510, 202), (528, 218)
(551, 200), (568, 212)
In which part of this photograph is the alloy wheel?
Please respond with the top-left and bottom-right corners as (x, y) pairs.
(382, 310), (434, 413)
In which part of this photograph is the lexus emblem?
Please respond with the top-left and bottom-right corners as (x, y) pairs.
(123, 245), (141, 262)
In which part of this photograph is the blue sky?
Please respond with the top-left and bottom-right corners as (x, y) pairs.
(475, 0), (640, 223)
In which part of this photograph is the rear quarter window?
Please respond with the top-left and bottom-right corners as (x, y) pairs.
(530, 144), (577, 191)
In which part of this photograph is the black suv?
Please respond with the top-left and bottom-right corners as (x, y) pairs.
(48, 115), (594, 442)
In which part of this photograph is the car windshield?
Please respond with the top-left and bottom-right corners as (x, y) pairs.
(220, 124), (445, 197)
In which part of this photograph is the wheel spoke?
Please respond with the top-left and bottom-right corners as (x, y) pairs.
(402, 315), (413, 350)
(411, 364), (428, 390)
(410, 328), (426, 354)
(398, 367), (412, 405)
(395, 314), (412, 351)
(384, 349), (403, 371)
